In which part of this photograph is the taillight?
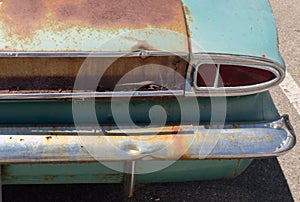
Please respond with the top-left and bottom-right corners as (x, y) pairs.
(219, 65), (276, 87)
(196, 64), (217, 87)
(196, 64), (277, 88)
(189, 54), (285, 96)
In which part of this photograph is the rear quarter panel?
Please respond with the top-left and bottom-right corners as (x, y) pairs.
(182, 0), (285, 67)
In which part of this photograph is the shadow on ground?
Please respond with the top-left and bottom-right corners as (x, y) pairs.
(3, 158), (293, 202)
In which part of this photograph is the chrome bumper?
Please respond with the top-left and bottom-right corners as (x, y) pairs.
(0, 115), (295, 164)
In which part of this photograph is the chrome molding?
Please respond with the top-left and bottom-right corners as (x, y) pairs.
(186, 54), (286, 97)
(0, 51), (189, 58)
(0, 115), (295, 163)
(0, 90), (184, 100)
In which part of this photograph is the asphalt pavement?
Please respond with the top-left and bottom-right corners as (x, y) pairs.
(2, 1), (300, 201)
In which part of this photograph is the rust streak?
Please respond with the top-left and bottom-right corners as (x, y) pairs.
(44, 175), (58, 181)
(183, 5), (193, 23)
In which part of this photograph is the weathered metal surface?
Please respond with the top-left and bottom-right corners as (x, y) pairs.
(135, 160), (251, 183)
(0, 116), (294, 163)
(1, 160), (250, 184)
(182, 0), (285, 67)
(0, 0), (188, 52)
(2, 163), (123, 184)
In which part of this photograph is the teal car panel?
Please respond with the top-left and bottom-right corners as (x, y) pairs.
(2, 163), (124, 184)
(0, 92), (279, 125)
(182, 0), (285, 67)
(1, 160), (252, 184)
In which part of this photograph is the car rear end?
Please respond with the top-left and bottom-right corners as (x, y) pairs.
(0, 0), (295, 197)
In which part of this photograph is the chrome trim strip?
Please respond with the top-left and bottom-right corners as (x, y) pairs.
(0, 51), (189, 58)
(0, 115), (295, 163)
(187, 54), (286, 97)
(0, 90), (184, 100)
(213, 64), (221, 88)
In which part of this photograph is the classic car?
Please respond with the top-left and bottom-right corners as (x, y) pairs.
(0, 0), (296, 198)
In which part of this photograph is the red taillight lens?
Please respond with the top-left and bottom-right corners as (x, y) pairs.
(196, 64), (276, 87)
(219, 65), (276, 87)
(196, 64), (217, 87)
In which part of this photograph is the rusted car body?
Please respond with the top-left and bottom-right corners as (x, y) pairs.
(0, 0), (296, 197)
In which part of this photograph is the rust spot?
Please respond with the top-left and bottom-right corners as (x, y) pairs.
(183, 5), (193, 23)
(124, 38), (155, 51)
(9, 137), (12, 140)
(172, 126), (181, 133)
(262, 53), (266, 58)
(2, 171), (9, 177)
(46, 136), (52, 140)
(0, 0), (47, 36)
(180, 154), (192, 160)
(19, 138), (24, 142)
(248, 135), (256, 143)
(91, 173), (123, 181)
(231, 124), (240, 129)
(44, 175), (58, 181)
(265, 135), (270, 140)
(182, 5), (193, 38)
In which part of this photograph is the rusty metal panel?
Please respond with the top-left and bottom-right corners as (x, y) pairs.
(0, 55), (187, 92)
(0, 0), (188, 52)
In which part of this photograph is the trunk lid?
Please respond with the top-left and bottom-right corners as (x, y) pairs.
(0, 0), (188, 53)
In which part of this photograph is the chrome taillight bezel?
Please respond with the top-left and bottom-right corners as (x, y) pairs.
(186, 54), (285, 97)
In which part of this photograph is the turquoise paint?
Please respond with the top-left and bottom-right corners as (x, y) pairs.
(182, 0), (285, 67)
(135, 160), (251, 183)
(1, 160), (252, 184)
(0, 92), (279, 124)
(2, 163), (124, 184)
(235, 159), (253, 177)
